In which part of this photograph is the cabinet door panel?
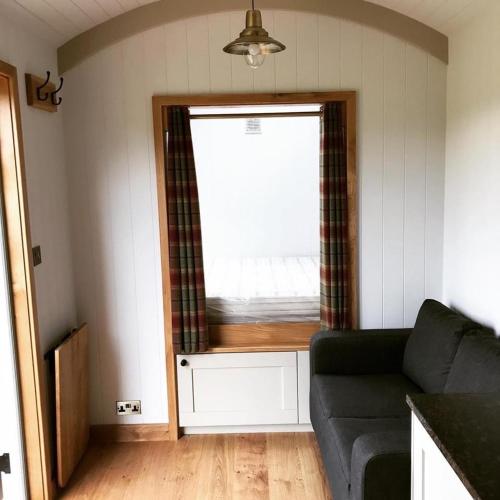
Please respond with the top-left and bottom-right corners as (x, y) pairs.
(411, 414), (472, 500)
(177, 352), (298, 427)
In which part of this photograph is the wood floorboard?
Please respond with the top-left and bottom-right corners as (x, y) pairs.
(233, 434), (269, 499)
(60, 433), (332, 500)
(267, 433), (307, 499)
(201, 434), (231, 500)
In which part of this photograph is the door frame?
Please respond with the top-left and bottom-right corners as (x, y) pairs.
(0, 60), (53, 499)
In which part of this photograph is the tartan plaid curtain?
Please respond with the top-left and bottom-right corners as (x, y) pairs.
(166, 106), (208, 353)
(320, 102), (351, 330)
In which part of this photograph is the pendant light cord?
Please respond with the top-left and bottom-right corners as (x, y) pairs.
(251, 0), (255, 10)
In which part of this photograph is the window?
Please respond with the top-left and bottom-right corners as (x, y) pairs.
(191, 104), (321, 324)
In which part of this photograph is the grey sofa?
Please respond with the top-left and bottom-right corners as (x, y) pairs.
(310, 299), (500, 500)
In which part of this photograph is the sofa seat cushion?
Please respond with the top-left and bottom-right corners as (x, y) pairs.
(325, 417), (410, 484)
(312, 373), (422, 419)
(403, 299), (480, 393)
(445, 336), (500, 393)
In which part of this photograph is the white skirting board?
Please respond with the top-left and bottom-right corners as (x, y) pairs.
(183, 424), (313, 435)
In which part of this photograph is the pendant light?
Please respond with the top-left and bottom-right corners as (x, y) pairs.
(223, 0), (286, 69)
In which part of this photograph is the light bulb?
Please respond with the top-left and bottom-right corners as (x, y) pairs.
(245, 44), (265, 69)
(245, 53), (265, 69)
(248, 43), (260, 56)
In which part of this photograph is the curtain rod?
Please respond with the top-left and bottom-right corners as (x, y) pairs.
(189, 111), (321, 120)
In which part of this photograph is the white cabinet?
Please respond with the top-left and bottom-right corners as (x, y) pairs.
(297, 351), (311, 424)
(411, 413), (472, 500)
(177, 352), (298, 427)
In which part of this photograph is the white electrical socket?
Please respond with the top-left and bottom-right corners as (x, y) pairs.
(116, 400), (141, 415)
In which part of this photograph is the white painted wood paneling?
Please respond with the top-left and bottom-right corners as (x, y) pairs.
(123, 34), (166, 423)
(70, 0), (110, 25)
(318, 16), (341, 90)
(274, 11), (297, 92)
(14, 0), (78, 39)
(165, 21), (189, 93)
(253, 10), (276, 93)
(359, 27), (384, 328)
(296, 13), (319, 91)
(443, 2), (500, 334)
(63, 11), (447, 424)
(141, 26), (170, 420)
(0, 15), (76, 353)
(425, 56), (446, 301)
(297, 351), (311, 424)
(98, 0), (125, 18)
(404, 45), (427, 327)
(45, 0), (94, 32)
(340, 21), (363, 89)
(382, 35), (406, 328)
(186, 17), (210, 94)
(207, 13), (232, 93)
(177, 352), (298, 426)
(103, 42), (142, 425)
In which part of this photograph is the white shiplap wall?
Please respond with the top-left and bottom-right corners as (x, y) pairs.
(63, 11), (446, 424)
(0, 15), (76, 352)
(443, 1), (500, 334)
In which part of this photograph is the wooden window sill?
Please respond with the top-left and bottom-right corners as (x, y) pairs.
(206, 343), (310, 353)
(206, 322), (319, 353)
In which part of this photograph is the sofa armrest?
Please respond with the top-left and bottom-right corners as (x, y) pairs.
(310, 329), (411, 375)
(350, 431), (411, 500)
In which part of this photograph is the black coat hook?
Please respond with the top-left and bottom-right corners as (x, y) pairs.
(36, 71), (51, 102)
(51, 77), (64, 106)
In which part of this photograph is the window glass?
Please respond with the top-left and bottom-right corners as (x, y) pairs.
(191, 106), (320, 308)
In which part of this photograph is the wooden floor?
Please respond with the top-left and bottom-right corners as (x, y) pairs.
(60, 433), (332, 499)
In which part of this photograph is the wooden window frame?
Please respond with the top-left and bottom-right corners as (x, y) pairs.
(0, 61), (54, 498)
(152, 92), (357, 439)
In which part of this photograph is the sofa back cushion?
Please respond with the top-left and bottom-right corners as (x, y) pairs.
(403, 300), (479, 393)
(445, 336), (500, 393)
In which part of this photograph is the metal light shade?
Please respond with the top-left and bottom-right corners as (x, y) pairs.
(223, 10), (286, 56)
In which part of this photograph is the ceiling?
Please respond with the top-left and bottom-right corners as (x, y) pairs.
(0, 0), (477, 47)
(0, 0), (156, 44)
